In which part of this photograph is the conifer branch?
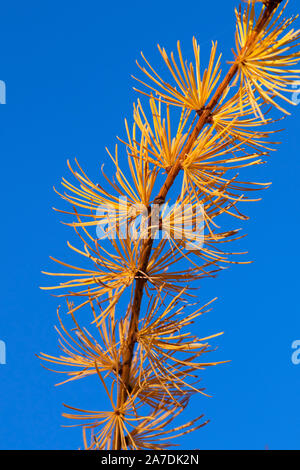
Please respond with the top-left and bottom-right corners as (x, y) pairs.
(116, 3), (285, 444)
(40, 0), (300, 450)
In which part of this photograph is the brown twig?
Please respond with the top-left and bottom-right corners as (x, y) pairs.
(115, 1), (281, 449)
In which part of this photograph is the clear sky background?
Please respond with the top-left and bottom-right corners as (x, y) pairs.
(0, 0), (299, 450)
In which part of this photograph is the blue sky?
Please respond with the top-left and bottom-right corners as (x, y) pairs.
(0, 0), (299, 450)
